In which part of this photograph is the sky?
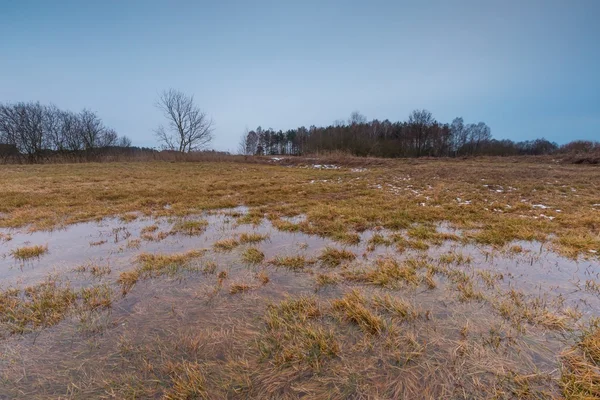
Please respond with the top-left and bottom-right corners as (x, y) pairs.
(1, 0), (598, 151)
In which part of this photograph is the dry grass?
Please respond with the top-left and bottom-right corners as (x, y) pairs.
(10, 244), (48, 260)
(239, 232), (269, 244)
(74, 263), (112, 277)
(561, 319), (600, 399)
(171, 219), (209, 236)
(332, 290), (385, 334)
(343, 257), (420, 287)
(241, 247), (265, 264)
(213, 238), (240, 251)
(163, 360), (208, 400)
(0, 278), (113, 335)
(80, 284), (113, 310)
(229, 283), (252, 294)
(269, 255), (311, 270)
(259, 296), (339, 369)
(1, 158), (599, 398)
(315, 273), (338, 288)
(0, 232), (12, 242)
(318, 247), (356, 267)
(371, 294), (420, 321)
(0, 160), (598, 259)
(117, 250), (205, 294)
(0, 278), (77, 335)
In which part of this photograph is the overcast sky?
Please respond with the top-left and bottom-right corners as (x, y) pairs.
(1, 0), (598, 151)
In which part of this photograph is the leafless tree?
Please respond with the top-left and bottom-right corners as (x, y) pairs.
(348, 111), (367, 125)
(118, 135), (132, 148)
(408, 109), (435, 156)
(155, 89), (214, 152)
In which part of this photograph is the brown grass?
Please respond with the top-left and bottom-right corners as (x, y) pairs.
(561, 320), (600, 399)
(269, 255), (311, 270)
(10, 244), (48, 260)
(0, 160), (598, 259)
(318, 247), (356, 267)
(241, 247), (265, 264)
(332, 290), (385, 334)
(171, 219), (209, 236)
(239, 232), (269, 244)
(213, 238), (240, 251)
(117, 250), (205, 294)
(343, 257), (420, 287)
(259, 296), (339, 369)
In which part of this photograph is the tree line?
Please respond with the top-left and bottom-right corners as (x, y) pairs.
(239, 110), (570, 158)
(0, 101), (131, 162)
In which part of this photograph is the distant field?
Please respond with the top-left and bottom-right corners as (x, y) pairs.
(0, 158), (599, 398)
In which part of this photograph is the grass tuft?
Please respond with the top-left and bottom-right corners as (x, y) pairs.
(239, 232), (269, 244)
(11, 244), (48, 260)
(241, 247), (265, 264)
(171, 219), (209, 236)
(269, 255), (311, 270)
(561, 319), (600, 399)
(213, 238), (240, 251)
(343, 257), (420, 287)
(318, 247), (356, 267)
(332, 290), (385, 334)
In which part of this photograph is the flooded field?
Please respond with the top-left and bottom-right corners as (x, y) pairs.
(1, 207), (599, 399)
(0, 160), (599, 398)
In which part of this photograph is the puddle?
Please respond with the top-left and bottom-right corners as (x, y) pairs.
(0, 209), (599, 398)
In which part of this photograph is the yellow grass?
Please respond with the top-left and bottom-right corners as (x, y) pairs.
(11, 244), (48, 260)
(0, 160), (598, 258)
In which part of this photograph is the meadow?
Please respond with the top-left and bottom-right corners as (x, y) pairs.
(0, 157), (599, 399)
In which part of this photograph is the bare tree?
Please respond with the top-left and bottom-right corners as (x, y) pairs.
(78, 109), (106, 150)
(348, 111), (367, 125)
(155, 89), (214, 152)
(408, 109), (435, 156)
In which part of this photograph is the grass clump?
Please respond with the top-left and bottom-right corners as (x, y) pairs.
(315, 273), (338, 288)
(239, 232), (269, 244)
(256, 270), (270, 285)
(0, 278), (77, 335)
(229, 283), (252, 294)
(318, 247), (356, 267)
(372, 294), (420, 321)
(259, 296), (339, 369)
(118, 250), (205, 294)
(242, 247), (265, 264)
(11, 244), (48, 260)
(75, 263), (112, 277)
(367, 233), (392, 247)
(343, 257), (420, 287)
(332, 290), (385, 334)
(270, 255), (310, 270)
(561, 319), (600, 399)
(80, 284), (113, 310)
(164, 360), (208, 400)
(213, 238), (240, 251)
(171, 219), (209, 236)
(438, 252), (472, 265)
(137, 250), (205, 275)
(118, 270), (141, 295)
(140, 224), (159, 234)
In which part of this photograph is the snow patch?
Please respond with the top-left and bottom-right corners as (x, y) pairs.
(532, 204), (550, 209)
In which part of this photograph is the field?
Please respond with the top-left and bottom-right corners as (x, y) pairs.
(0, 158), (599, 399)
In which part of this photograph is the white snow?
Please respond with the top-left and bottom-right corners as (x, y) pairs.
(532, 204), (550, 209)
(312, 164), (340, 170)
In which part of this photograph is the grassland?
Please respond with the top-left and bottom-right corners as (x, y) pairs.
(0, 159), (598, 258)
(0, 157), (599, 399)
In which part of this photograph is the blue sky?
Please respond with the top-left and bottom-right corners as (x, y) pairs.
(1, 0), (598, 151)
